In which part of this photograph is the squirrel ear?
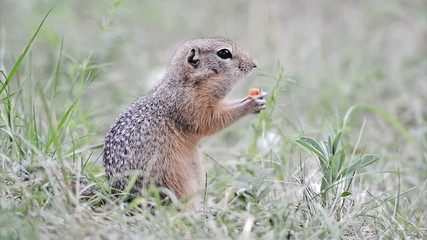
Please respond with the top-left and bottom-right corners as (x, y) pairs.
(187, 48), (200, 69)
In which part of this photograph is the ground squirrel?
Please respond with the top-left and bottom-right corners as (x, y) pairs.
(103, 38), (267, 207)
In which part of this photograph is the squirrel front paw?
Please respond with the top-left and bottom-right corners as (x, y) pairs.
(244, 92), (267, 114)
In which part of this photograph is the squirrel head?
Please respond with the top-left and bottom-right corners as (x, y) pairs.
(164, 38), (257, 100)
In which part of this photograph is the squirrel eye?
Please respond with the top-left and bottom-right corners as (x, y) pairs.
(217, 49), (232, 59)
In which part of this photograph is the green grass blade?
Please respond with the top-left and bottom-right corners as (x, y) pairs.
(44, 98), (78, 153)
(64, 143), (104, 158)
(343, 104), (415, 143)
(0, 0), (60, 95)
(57, 99), (78, 132)
(0, 70), (7, 81)
(51, 37), (64, 102)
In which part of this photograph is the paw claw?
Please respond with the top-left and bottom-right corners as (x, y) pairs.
(256, 92), (268, 100)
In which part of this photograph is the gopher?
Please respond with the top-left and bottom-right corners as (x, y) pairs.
(103, 38), (267, 207)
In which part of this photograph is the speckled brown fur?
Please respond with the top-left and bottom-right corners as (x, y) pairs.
(103, 38), (266, 208)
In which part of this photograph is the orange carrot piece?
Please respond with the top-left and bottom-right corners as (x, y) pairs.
(247, 88), (261, 99)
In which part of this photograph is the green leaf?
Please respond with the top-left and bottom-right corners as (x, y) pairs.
(321, 140), (331, 159)
(330, 150), (346, 181)
(332, 132), (342, 155)
(340, 154), (379, 178)
(341, 191), (352, 197)
(320, 177), (329, 202)
(337, 150), (346, 176)
(295, 137), (328, 163)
